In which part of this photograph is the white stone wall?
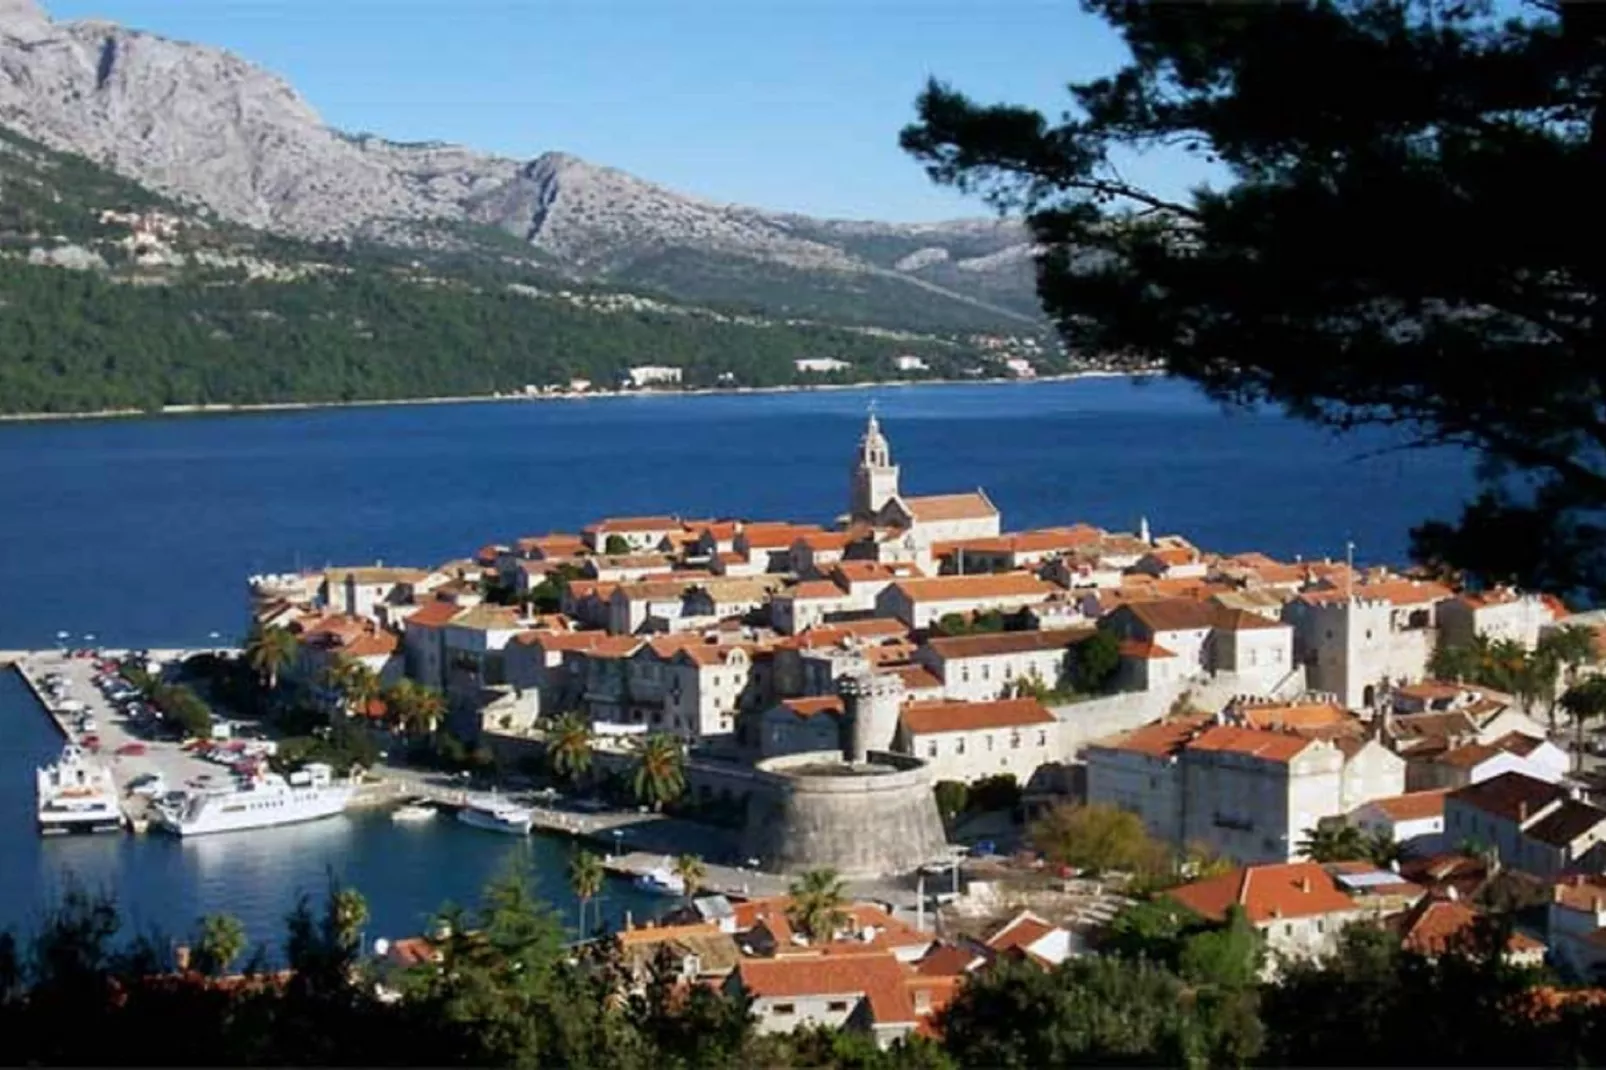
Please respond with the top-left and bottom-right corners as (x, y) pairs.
(1338, 740), (1407, 810)
(901, 723), (1057, 784)
(876, 587), (1051, 629)
(1213, 626), (1295, 690)
(1180, 745), (1345, 864)
(1085, 747), (1182, 843)
(916, 647), (1072, 702)
(760, 707), (841, 758)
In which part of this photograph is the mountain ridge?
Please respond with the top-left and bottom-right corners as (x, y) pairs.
(0, 0), (1041, 332)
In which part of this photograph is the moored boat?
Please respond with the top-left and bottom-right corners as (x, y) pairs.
(633, 863), (686, 896)
(36, 744), (122, 835)
(392, 802), (437, 823)
(153, 763), (353, 836)
(456, 801), (533, 835)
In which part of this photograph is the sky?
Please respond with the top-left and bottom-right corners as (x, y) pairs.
(42, 0), (1215, 222)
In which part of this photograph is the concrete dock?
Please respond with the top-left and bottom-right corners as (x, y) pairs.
(14, 650), (226, 831)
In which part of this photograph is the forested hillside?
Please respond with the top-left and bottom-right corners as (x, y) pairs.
(0, 128), (1056, 415)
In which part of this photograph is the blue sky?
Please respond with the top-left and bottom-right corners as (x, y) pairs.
(44, 0), (1213, 221)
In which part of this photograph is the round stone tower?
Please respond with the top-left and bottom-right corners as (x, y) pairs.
(839, 669), (904, 764)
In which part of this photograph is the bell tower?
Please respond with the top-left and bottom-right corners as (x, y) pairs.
(849, 411), (900, 522)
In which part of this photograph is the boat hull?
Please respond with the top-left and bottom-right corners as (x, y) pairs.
(155, 785), (355, 836)
(38, 812), (123, 835)
(456, 807), (532, 835)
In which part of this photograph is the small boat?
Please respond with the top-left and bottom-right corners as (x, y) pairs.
(633, 865), (686, 897)
(392, 802), (437, 823)
(456, 801), (532, 835)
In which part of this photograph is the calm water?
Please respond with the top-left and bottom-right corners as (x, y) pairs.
(0, 377), (1476, 944)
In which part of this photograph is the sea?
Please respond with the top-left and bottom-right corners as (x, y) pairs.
(0, 376), (1476, 953)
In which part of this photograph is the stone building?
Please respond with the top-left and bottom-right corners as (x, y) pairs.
(894, 697), (1058, 785)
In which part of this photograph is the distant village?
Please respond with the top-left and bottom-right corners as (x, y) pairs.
(247, 412), (1606, 1038)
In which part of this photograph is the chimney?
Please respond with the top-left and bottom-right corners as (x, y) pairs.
(1446, 886), (1459, 902)
(174, 944), (191, 972)
(1555, 884), (1567, 903)
(1298, 877), (1312, 894)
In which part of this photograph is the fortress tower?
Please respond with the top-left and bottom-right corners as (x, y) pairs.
(838, 668), (905, 763)
(849, 412), (900, 522)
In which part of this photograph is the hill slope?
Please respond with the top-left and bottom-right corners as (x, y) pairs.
(0, 127), (1066, 415)
(0, 0), (1041, 334)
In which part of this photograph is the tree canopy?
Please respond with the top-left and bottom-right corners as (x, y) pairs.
(903, 0), (1606, 600)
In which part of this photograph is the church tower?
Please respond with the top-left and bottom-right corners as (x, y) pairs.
(849, 412), (900, 521)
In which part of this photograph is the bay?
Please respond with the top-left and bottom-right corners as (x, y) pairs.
(0, 377), (1476, 944)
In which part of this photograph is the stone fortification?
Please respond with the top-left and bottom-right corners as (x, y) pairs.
(740, 750), (949, 878)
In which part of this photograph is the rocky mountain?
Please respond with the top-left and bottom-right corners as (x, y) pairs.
(0, 0), (1041, 332)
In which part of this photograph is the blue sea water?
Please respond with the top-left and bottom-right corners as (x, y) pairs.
(0, 377), (1476, 946)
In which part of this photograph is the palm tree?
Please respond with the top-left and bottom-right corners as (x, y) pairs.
(671, 853), (706, 904)
(1562, 676), (1606, 771)
(631, 732), (685, 811)
(408, 686), (446, 736)
(548, 713), (594, 785)
(379, 678), (418, 733)
(568, 849), (605, 935)
(244, 622), (298, 693)
(787, 868), (849, 943)
(1296, 822), (1370, 863)
(322, 656), (379, 719)
(191, 912), (247, 976)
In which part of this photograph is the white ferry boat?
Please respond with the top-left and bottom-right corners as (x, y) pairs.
(153, 763), (354, 836)
(36, 744), (122, 834)
(456, 800), (533, 835)
(392, 802), (437, 823)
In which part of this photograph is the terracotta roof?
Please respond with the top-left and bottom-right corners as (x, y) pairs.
(1396, 896), (1545, 957)
(1212, 607), (1287, 631)
(585, 515), (680, 534)
(615, 579), (694, 601)
(1364, 790), (1449, 822)
(1090, 714), (1212, 759)
(589, 553), (674, 570)
(1448, 772), (1567, 823)
(1236, 701), (1356, 735)
(787, 619), (910, 648)
(782, 580), (848, 601)
(780, 696), (846, 719)
(893, 573), (1057, 605)
(899, 697), (1055, 735)
(1524, 800), (1606, 847)
(915, 943), (981, 976)
(446, 604), (523, 631)
(733, 952), (916, 1025)
(343, 631), (400, 657)
(830, 561), (925, 585)
(1390, 711), (1479, 741)
(516, 630), (609, 652)
(1143, 546), (1200, 567)
(984, 911), (1056, 956)
(324, 566), (430, 585)
(794, 531), (852, 551)
(883, 664), (943, 692)
(934, 526), (1104, 557)
(899, 492), (998, 523)
(1169, 862), (1359, 924)
(586, 636), (647, 659)
(1117, 598), (1221, 633)
(1493, 731), (1546, 757)
(1302, 579), (1454, 607)
(924, 628), (1093, 660)
(405, 602), (464, 628)
(515, 534), (585, 555)
(1184, 724), (1315, 763)
(1118, 639), (1177, 659)
(740, 522), (823, 549)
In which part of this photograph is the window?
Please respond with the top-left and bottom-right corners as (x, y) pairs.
(981, 665), (990, 681)
(1037, 730), (1047, 746)
(1010, 733), (1021, 750)
(927, 741), (937, 757)
(956, 738), (966, 755)
(986, 735), (994, 751)
(961, 668), (970, 683)
(773, 1003), (795, 1016)
(827, 1001), (849, 1013)
(1004, 665), (1014, 680)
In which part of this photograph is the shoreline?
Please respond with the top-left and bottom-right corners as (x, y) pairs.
(0, 368), (1162, 426)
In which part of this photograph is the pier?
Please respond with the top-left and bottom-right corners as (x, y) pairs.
(12, 648), (230, 831)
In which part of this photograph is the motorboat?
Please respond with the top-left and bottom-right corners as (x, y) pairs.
(456, 800), (533, 835)
(633, 864), (686, 897)
(392, 802), (437, 823)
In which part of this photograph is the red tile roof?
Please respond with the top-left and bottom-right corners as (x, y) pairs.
(733, 952), (916, 1025)
(780, 696), (846, 719)
(924, 628), (1093, 660)
(1184, 724), (1315, 763)
(892, 573), (1057, 605)
(1090, 715), (1212, 759)
(406, 602), (463, 628)
(585, 515), (680, 534)
(899, 697), (1055, 735)
(1169, 862), (1359, 924)
(1364, 790), (1449, 822)
(900, 492), (998, 522)
(1396, 897), (1544, 957)
(1448, 772), (1567, 823)
(1117, 639), (1177, 659)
